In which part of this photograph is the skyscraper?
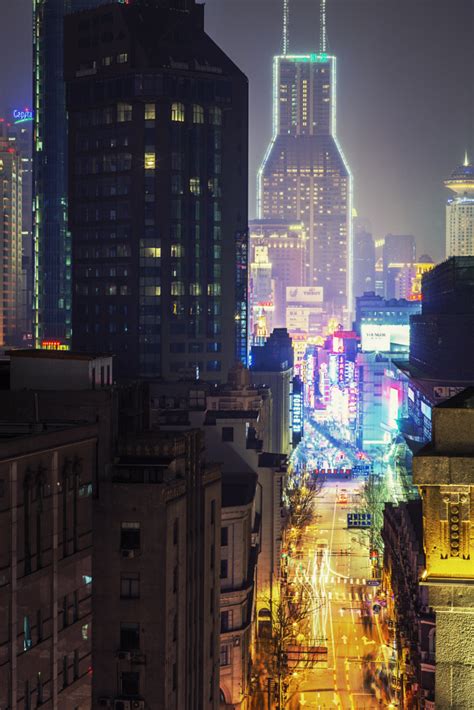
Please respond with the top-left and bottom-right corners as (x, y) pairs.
(353, 221), (375, 298)
(0, 125), (23, 345)
(445, 154), (474, 257)
(258, 4), (352, 320)
(64, 0), (248, 381)
(33, 0), (106, 349)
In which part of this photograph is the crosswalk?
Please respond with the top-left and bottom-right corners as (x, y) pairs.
(326, 590), (374, 601)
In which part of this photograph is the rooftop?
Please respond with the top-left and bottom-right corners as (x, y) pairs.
(436, 387), (474, 410)
(8, 349), (111, 361)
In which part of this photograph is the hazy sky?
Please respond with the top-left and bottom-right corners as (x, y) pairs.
(2, 0), (472, 260)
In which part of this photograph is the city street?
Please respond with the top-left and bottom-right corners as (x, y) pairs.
(287, 479), (395, 710)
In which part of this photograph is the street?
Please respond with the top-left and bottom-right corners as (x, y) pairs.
(287, 479), (395, 710)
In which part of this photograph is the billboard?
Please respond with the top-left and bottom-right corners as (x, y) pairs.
(361, 324), (409, 352)
(286, 286), (324, 304)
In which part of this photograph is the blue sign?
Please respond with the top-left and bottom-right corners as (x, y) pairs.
(347, 512), (372, 529)
(367, 579), (381, 587)
(13, 109), (33, 124)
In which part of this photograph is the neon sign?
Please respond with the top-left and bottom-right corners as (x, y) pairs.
(13, 109), (34, 124)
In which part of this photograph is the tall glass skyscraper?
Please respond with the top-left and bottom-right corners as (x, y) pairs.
(258, 51), (352, 319)
(33, 0), (105, 347)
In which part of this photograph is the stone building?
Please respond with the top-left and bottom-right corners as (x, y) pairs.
(0, 421), (98, 709)
(413, 388), (474, 709)
(219, 472), (258, 709)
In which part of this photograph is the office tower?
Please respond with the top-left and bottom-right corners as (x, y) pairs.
(413, 389), (474, 710)
(249, 219), (307, 332)
(0, 126), (22, 345)
(409, 256), (474, 380)
(258, 7), (352, 320)
(33, 0), (108, 349)
(0, 421), (96, 710)
(445, 154), (474, 257)
(64, 0), (248, 381)
(353, 223), (375, 298)
(4, 110), (34, 341)
(382, 234), (416, 296)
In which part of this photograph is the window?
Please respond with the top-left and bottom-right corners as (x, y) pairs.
(144, 152), (156, 170)
(117, 52), (128, 64)
(23, 616), (32, 651)
(221, 610), (233, 632)
(171, 244), (184, 258)
(171, 282), (185, 296)
(172, 663), (177, 691)
(102, 55), (112, 66)
(120, 522), (140, 550)
(173, 566), (178, 593)
(221, 527), (228, 547)
(189, 177), (201, 195)
(221, 427), (234, 443)
(121, 573), (140, 599)
(210, 543), (215, 570)
(209, 107), (222, 125)
(220, 559), (228, 579)
(121, 671), (139, 696)
(117, 102), (132, 122)
(173, 519), (179, 545)
(171, 102), (185, 122)
(220, 644), (230, 667)
(120, 622), (140, 650)
(193, 104), (204, 124)
(144, 103), (156, 120)
(211, 499), (216, 525)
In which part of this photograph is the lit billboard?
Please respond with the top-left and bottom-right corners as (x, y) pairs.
(360, 324), (409, 352)
(286, 286), (323, 304)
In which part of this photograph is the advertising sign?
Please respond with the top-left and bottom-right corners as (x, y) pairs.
(347, 512), (372, 529)
(360, 324), (409, 352)
(286, 286), (324, 304)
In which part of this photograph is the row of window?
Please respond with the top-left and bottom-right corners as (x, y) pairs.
(169, 341), (222, 354)
(77, 102), (222, 127)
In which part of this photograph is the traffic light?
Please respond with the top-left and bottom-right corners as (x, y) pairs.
(370, 549), (378, 561)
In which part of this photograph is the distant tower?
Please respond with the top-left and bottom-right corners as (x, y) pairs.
(258, 0), (352, 321)
(445, 154), (474, 257)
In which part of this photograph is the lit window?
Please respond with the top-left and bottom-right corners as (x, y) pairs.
(193, 104), (204, 124)
(189, 177), (201, 195)
(209, 107), (222, 126)
(208, 283), (221, 296)
(144, 153), (156, 170)
(143, 286), (161, 296)
(171, 102), (185, 122)
(171, 244), (184, 258)
(142, 247), (161, 258)
(190, 283), (201, 296)
(117, 102), (132, 122)
(144, 103), (156, 120)
(171, 282), (185, 296)
(117, 53), (128, 64)
(102, 56), (112, 66)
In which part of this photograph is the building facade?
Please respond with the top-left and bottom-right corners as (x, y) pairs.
(445, 156), (474, 257)
(382, 234), (416, 297)
(64, 0), (248, 380)
(0, 422), (97, 710)
(413, 390), (474, 709)
(249, 219), (307, 337)
(33, 0), (105, 347)
(353, 224), (375, 299)
(219, 473), (258, 709)
(258, 52), (352, 319)
(0, 127), (22, 345)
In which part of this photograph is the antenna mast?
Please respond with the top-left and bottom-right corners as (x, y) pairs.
(283, 0), (289, 55)
(320, 0), (327, 53)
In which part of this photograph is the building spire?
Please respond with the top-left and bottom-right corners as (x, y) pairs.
(283, 0), (289, 55)
(320, 0), (327, 53)
(464, 150), (470, 167)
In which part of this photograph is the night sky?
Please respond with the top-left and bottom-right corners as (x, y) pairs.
(2, 0), (472, 261)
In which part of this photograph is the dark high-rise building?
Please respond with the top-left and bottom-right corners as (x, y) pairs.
(409, 256), (474, 379)
(33, 0), (107, 349)
(353, 224), (375, 298)
(64, 0), (248, 380)
(258, 50), (352, 318)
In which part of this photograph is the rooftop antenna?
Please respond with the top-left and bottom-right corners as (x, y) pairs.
(283, 0), (289, 55)
(320, 0), (327, 53)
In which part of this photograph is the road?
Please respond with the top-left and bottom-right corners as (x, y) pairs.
(288, 479), (396, 710)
